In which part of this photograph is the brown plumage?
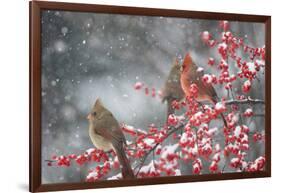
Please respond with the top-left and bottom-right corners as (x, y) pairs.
(87, 99), (135, 179)
(162, 58), (185, 121)
(180, 53), (228, 127)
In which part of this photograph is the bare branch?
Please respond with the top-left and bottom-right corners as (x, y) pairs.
(224, 98), (265, 105)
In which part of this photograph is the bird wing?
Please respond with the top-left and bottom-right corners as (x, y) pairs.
(189, 65), (218, 102)
(163, 73), (184, 102)
(94, 113), (126, 145)
(93, 113), (134, 179)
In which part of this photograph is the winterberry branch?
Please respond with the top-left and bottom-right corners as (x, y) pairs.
(224, 98), (265, 105)
(135, 122), (185, 176)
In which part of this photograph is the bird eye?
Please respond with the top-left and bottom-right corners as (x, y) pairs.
(92, 112), (97, 116)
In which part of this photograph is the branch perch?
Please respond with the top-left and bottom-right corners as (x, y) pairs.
(224, 98), (265, 105)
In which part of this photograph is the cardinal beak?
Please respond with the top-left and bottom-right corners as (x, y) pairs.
(180, 65), (183, 72)
(87, 114), (91, 120)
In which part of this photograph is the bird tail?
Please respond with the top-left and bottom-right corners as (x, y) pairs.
(112, 142), (135, 179)
(166, 97), (175, 123)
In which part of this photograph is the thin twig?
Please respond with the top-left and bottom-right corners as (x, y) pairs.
(221, 163), (226, 173)
(44, 159), (56, 162)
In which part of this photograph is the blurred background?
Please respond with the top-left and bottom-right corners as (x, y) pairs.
(41, 10), (265, 183)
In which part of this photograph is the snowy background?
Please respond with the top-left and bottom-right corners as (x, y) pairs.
(41, 10), (265, 183)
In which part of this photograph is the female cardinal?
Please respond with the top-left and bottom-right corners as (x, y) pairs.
(180, 53), (227, 127)
(87, 99), (135, 179)
(162, 58), (185, 121)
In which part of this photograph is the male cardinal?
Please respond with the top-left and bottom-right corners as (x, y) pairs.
(162, 58), (185, 121)
(87, 99), (135, 179)
(180, 53), (227, 127)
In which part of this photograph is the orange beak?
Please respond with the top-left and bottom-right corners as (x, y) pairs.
(87, 114), (91, 120)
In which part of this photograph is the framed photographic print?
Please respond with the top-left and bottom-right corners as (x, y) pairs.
(29, 0), (271, 192)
